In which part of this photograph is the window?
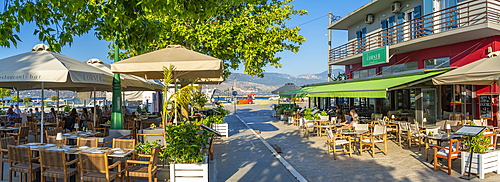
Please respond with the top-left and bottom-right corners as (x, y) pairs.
(381, 61), (419, 75)
(425, 57), (450, 69)
(352, 68), (376, 79)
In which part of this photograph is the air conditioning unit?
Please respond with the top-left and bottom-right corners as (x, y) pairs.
(365, 14), (374, 24)
(391, 2), (401, 13)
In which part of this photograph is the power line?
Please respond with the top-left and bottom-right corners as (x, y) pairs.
(294, 14), (329, 27)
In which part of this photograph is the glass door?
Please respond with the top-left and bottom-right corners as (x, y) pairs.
(422, 89), (437, 124)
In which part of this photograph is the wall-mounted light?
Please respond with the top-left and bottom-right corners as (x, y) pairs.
(406, 4), (410, 7)
(383, 14), (386, 17)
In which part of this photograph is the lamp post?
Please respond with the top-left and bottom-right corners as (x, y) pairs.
(111, 35), (123, 129)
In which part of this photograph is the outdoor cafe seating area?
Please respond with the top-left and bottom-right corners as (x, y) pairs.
(273, 104), (500, 179)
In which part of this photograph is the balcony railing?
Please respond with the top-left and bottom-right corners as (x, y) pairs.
(329, 0), (500, 62)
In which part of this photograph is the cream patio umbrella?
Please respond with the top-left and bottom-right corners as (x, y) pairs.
(0, 44), (114, 141)
(110, 45), (224, 123)
(87, 58), (163, 92)
(432, 53), (500, 126)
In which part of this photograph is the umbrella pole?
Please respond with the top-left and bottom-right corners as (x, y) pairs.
(41, 82), (44, 143)
(16, 88), (19, 115)
(174, 75), (178, 124)
(94, 87), (96, 128)
(57, 90), (59, 123)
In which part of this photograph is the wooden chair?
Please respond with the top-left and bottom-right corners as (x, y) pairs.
(406, 123), (423, 150)
(424, 127), (441, 161)
(8, 145), (40, 182)
(44, 128), (57, 143)
(125, 147), (159, 182)
(79, 152), (122, 182)
(87, 123), (106, 137)
(27, 122), (39, 143)
(398, 122), (408, 146)
(202, 136), (214, 160)
(77, 138), (99, 147)
(8, 126), (29, 145)
(318, 121), (331, 137)
(46, 136), (68, 145)
(326, 129), (352, 160)
(483, 132), (498, 150)
(303, 121), (317, 138)
(0, 137), (16, 180)
(14, 123), (22, 127)
(433, 138), (466, 175)
(57, 120), (66, 132)
(360, 125), (387, 158)
(39, 149), (79, 182)
(112, 138), (137, 165)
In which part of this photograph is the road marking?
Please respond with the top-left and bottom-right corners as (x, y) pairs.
(234, 114), (307, 182)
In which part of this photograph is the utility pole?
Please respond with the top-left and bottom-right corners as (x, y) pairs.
(328, 12), (332, 82)
(233, 76), (236, 114)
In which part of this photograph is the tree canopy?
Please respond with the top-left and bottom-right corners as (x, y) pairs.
(1, 0), (305, 77)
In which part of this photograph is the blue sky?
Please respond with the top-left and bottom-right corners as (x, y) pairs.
(0, 0), (370, 76)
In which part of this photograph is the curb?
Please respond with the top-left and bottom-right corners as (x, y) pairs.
(234, 115), (308, 182)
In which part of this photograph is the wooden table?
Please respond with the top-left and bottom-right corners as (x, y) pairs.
(423, 134), (463, 161)
(341, 130), (369, 155)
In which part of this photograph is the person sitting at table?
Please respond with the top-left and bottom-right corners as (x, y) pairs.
(78, 108), (90, 129)
(47, 108), (57, 119)
(34, 108), (40, 114)
(123, 106), (132, 117)
(103, 105), (111, 116)
(7, 107), (20, 123)
(65, 108), (78, 131)
(13, 105), (21, 114)
(337, 109), (358, 134)
(28, 108), (33, 114)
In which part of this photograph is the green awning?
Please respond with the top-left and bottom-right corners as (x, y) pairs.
(282, 70), (447, 98)
(279, 86), (316, 98)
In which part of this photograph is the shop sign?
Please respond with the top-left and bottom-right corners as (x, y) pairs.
(362, 46), (389, 67)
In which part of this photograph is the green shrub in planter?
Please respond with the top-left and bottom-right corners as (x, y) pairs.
(165, 120), (211, 163)
(467, 122), (491, 154)
(279, 107), (285, 115)
(320, 110), (328, 116)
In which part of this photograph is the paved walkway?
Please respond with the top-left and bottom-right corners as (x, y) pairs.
(212, 112), (297, 182)
(231, 104), (500, 182)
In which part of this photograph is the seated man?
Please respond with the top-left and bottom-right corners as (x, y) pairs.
(7, 108), (20, 123)
(337, 109), (358, 133)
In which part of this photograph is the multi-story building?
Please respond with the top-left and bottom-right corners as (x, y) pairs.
(284, 0), (500, 125)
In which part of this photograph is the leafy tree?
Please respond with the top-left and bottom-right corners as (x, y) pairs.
(332, 72), (349, 81)
(23, 97), (32, 107)
(51, 96), (58, 102)
(1, 0), (305, 77)
(0, 89), (11, 106)
(12, 96), (20, 104)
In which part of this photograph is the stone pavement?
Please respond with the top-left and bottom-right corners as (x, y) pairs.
(229, 104), (500, 182)
(212, 112), (298, 182)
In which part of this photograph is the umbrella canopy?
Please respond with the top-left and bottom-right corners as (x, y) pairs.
(178, 76), (226, 85)
(272, 83), (301, 94)
(432, 56), (500, 85)
(110, 45), (223, 79)
(86, 59), (163, 91)
(0, 46), (113, 91)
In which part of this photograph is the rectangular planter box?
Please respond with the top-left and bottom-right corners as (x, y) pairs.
(288, 117), (293, 124)
(280, 115), (284, 121)
(319, 116), (329, 121)
(461, 150), (500, 179)
(213, 123), (229, 138)
(170, 158), (208, 182)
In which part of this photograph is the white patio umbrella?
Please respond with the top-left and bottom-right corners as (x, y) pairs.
(0, 44), (113, 142)
(110, 45), (224, 123)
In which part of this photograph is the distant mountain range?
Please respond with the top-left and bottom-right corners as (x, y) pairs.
(207, 68), (344, 95)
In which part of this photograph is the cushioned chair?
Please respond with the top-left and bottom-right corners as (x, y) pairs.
(303, 121), (317, 138)
(360, 125), (387, 157)
(433, 138), (466, 175)
(407, 123), (423, 150)
(326, 130), (351, 160)
(398, 123), (408, 146)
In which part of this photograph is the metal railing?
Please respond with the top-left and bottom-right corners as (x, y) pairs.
(329, 0), (500, 62)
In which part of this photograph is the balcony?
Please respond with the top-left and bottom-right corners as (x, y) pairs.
(329, 0), (500, 65)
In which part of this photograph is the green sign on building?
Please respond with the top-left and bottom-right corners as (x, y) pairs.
(362, 46), (389, 67)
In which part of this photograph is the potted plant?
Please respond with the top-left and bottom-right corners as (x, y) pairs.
(319, 110), (329, 121)
(279, 107), (285, 121)
(460, 124), (499, 179)
(165, 121), (210, 182)
(211, 115), (229, 138)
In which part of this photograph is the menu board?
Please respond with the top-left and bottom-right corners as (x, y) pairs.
(479, 95), (492, 119)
